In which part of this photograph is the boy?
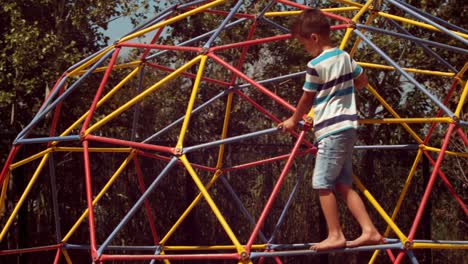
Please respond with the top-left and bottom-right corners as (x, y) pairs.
(278, 8), (382, 251)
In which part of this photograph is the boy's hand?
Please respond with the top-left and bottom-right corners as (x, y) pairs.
(277, 117), (297, 132)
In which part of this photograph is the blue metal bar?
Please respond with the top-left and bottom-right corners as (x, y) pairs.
(145, 18), (248, 61)
(64, 243), (158, 251)
(130, 66), (145, 142)
(179, 0), (213, 9)
(256, 0), (276, 19)
(259, 17), (290, 33)
(238, 71), (305, 89)
(36, 76), (69, 116)
(354, 144), (419, 150)
(122, 4), (177, 38)
(184, 127), (279, 153)
(97, 157), (178, 256)
(65, 46), (113, 73)
(353, 30), (456, 119)
(250, 242), (403, 258)
(407, 249), (420, 264)
(48, 153), (62, 243)
(458, 120), (468, 127)
(16, 135), (80, 145)
(394, 0), (468, 34)
(219, 175), (268, 243)
(356, 24), (467, 55)
(386, 19), (458, 72)
(15, 50), (115, 142)
(387, 0), (468, 45)
(268, 154), (313, 243)
(203, 0), (245, 49)
(142, 88), (231, 143)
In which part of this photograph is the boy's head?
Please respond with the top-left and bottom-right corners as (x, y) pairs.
(290, 8), (331, 39)
(290, 8), (332, 56)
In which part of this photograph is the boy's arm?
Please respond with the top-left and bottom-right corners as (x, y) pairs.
(279, 91), (315, 132)
(354, 71), (368, 90)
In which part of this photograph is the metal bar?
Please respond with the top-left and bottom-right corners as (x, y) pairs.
(387, 0), (468, 45)
(204, 0), (244, 48)
(354, 144), (419, 150)
(16, 135), (80, 144)
(184, 127), (279, 153)
(82, 140), (98, 258)
(354, 30), (456, 119)
(99, 253), (240, 261)
(86, 135), (174, 154)
(97, 157), (178, 256)
(269, 153), (313, 243)
(130, 66), (144, 142)
(356, 24), (467, 55)
(48, 153), (62, 243)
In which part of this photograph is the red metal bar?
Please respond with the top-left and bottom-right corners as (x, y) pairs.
(181, 6), (255, 20)
(223, 149), (314, 172)
(53, 247), (61, 264)
(423, 78), (458, 145)
(234, 90), (315, 149)
(99, 252), (240, 261)
(0, 244), (60, 255)
(276, 0), (353, 23)
(141, 18), (169, 59)
(117, 42), (202, 53)
(86, 135), (175, 154)
(210, 34), (291, 52)
(395, 123), (456, 264)
(81, 47), (122, 133)
(229, 20), (258, 85)
(48, 85), (66, 145)
(39, 74), (67, 110)
(133, 156), (160, 244)
(0, 145), (21, 186)
(455, 127), (468, 145)
(422, 150), (468, 215)
(245, 129), (308, 252)
(209, 53), (295, 112)
(136, 150), (217, 172)
(146, 62), (231, 87)
(82, 140), (98, 259)
(386, 248), (396, 262)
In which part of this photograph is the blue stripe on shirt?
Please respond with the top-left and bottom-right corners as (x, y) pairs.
(314, 86), (354, 106)
(314, 114), (358, 132)
(311, 49), (344, 65)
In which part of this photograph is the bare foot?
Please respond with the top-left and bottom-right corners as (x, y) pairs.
(346, 230), (383, 248)
(310, 236), (346, 251)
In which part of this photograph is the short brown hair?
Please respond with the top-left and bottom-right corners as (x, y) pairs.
(290, 8), (330, 39)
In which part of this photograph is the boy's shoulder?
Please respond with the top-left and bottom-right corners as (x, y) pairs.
(310, 48), (346, 66)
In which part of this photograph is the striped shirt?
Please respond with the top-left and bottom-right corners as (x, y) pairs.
(303, 48), (362, 141)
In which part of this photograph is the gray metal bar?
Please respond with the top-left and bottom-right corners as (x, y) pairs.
(48, 153), (62, 243)
(203, 0), (245, 49)
(97, 157), (178, 256)
(354, 144), (419, 150)
(386, 19), (458, 72)
(387, 0), (468, 45)
(130, 66), (144, 142)
(183, 127), (279, 153)
(16, 135), (80, 145)
(356, 24), (467, 55)
(353, 29), (456, 119)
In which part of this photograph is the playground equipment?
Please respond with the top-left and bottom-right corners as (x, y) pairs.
(1, 0), (467, 263)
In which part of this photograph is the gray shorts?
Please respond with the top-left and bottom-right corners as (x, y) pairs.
(312, 128), (356, 189)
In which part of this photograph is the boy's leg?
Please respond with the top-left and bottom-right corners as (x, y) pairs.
(336, 183), (382, 247)
(311, 189), (346, 250)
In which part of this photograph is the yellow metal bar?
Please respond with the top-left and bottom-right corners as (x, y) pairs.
(62, 249), (73, 264)
(159, 170), (223, 244)
(61, 152), (136, 242)
(59, 66), (141, 139)
(265, 7), (360, 17)
(176, 55), (208, 148)
(9, 148), (53, 170)
(339, 28), (354, 50)
(352, 175), (409, 244)
(412, 242), (468, 249)
(119, 0), (225, 43)
(454, 78), (468, 117)
(378, 11), (468, 39)
(370, 149), (423, 263)
(67, 46), (115, 77)
(334, 0), (364, 8)
(162, 244), (267, 251)
(179, 155), (244, 253)
(359, 117), (453, 124)
(53, 147), (132, 153)
(0, 172), (10, 215)
(358, 62), (456, 77)
(366, 84), (424, 143)
(216, 92), (235, 169)
(423, 146), (468, 158)
(0, 154), (50, 241)
(339, 0), (373, 50)
(73, 61), (142, 76)
(85, 56), (202, 136)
